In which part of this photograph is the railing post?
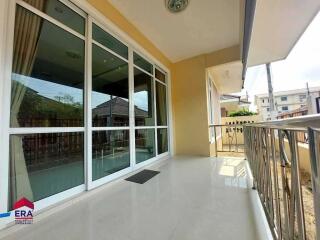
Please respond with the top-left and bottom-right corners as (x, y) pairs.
(278, 129), (291, 239)
(289, 131), (306, 240)
(270, 129), (282, 239)
(308, 127), (320, 240)
(242, 118), (320, 239)
(214, 125), (218, 157)
(235, 126), (238, 153)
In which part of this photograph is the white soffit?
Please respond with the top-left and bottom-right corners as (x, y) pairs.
(209, 61), (243, 94)
(108, 0), (241, 63)
(248, 0), (320, 67)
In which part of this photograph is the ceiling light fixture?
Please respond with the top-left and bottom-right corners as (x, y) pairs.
(166, 0), (189, 13)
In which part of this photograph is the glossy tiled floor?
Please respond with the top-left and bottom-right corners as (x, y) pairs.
(0, 156), (259, 240)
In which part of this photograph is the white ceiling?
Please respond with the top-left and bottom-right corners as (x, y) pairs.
(108, 0), (241, 63)
(248, 0), (320, 67)
(209, 61), (243, 94)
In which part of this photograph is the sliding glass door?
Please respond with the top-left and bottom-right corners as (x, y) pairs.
(91, 23), (131, 182)
(155, 69), (169, 155)
(133, 54), (169, 165)
(6, 0), (170, 211)
(9, 0), (86, 209)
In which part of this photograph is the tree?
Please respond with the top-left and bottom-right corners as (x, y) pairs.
(228, 109), (257, 117)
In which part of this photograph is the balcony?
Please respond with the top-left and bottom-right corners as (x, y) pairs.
(0, 156), (261, 240)
(0, 0), (319, 239)
(1, 115), (319, 240)
(211, 115), (320, 240)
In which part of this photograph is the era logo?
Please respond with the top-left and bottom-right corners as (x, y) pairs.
(15, 209), (33, 218)
(13, 197), (34, 224)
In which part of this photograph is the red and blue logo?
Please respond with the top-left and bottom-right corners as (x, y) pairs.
(13, 198), (34, 224)
(0, 212), (10, 218)
(0, 198), (34, 224)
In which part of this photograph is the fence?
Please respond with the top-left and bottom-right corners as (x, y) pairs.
(210, 124), (245, 156)
(243, 118), (320, 240)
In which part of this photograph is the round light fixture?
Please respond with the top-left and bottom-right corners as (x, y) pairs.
(166, 0), (189, 13)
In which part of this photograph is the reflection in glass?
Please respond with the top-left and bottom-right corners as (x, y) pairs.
(133, 52), (153, 74)
(157, 128), (168, 154)
(156, 82), (167, 126)
(22, 0), (85, 34)
(155, 69), (166, 83)
(92, 130), (130, 180)
(10, 7), (84, 127)
(93, 24), (128, 59)
(9, 132), (84, 209)
(134, 68), (154, 126)
(135, 129), (155, 163)
(92, 44), (129, 127)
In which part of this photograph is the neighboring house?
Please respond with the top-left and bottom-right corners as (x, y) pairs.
(92, 97), (148, 126)
(220, 94), (251, 117)
(277, 105), (308, 119)
(255, 87), (320, 120)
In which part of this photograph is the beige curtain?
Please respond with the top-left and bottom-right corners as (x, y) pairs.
(156, 83), (167, 126)
(156, 83), (167, 151)
(10, 2), (44, 205)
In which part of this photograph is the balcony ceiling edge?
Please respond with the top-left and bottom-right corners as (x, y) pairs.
(247, 0), (320, 67)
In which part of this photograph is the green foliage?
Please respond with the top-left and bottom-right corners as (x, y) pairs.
(228, 109), (256, 117)
(13, 80), (83, 125)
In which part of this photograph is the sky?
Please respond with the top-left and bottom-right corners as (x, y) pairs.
(13, 74), (147, 110)
(237, 12), (320, 111)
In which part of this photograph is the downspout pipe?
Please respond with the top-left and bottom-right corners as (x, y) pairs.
(241, 0), (256, 88)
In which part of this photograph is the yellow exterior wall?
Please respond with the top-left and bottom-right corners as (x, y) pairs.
(208, 75), (222, 157)
(220, 115), (261, 145)
(172, 46), (241, 156)
(172, 55), (210, 156)
(221, 115), (262, 125)
(87, 0), (172, 69)
(275, 139), (311, 174)
(210, 136), (222, 157)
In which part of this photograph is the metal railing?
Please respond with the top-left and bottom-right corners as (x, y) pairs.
(210, 124), (245, 156)
(243, 115), (320, 240)
(308, 127), (320, 240)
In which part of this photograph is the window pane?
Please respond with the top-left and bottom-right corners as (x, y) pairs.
(156, 82), (168, 126)
(93, 24), (128, 59)
(11, 7), (84, 127)
(133, 52), (153, 74)
(155, 69), (166, 83)
(92, 130), (130, 181)
(9, 132), (84, 209)
(92, 44), (129, 127)
(134, 68), (155, 126)
(135, 129), (155, 163)
(157, 128), (168, 154)
(23, 0), (85, 35)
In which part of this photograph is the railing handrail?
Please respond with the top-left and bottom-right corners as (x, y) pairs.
(250, 114), (320, 129)
(210, 123), (308, 132)
(209, 114), (320, 131)
(209, 124), (246, 127)
(244, 123), (320, 240)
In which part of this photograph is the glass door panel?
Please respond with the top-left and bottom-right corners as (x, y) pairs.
(135, 129), (155, 164)
(92, 130), (130, 181)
